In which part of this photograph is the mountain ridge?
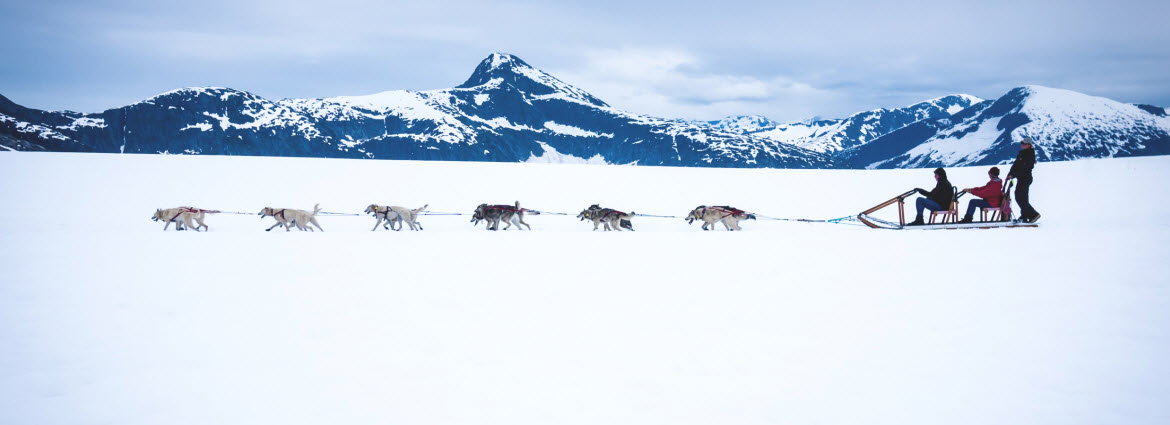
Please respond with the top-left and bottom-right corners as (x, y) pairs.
(2, 54), (1166, 168)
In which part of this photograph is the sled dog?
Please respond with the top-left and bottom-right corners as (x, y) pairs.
(685, 205), (756, 231)
(472, 201), (538, 231)
(365, 204), (428, 231)
(577, 204), (635, 231)
(259, 204), (323, 232)
(152, 206), (211, 231)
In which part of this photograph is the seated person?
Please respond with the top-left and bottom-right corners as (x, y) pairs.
(957, 167), (1004, 223)
(908, 168), (954, 226)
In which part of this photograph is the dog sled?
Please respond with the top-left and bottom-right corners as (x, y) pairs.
(857, 179), (1037, 230)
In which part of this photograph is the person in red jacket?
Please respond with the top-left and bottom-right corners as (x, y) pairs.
(957, 167), (1003, 223)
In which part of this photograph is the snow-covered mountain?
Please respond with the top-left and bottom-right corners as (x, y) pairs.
(0, 54), (828, 168)
(1, 55), (1167, 169)
(705, 115), (782, 133)
(836, 86), (1170, 168)
(714, 95), (984, 154)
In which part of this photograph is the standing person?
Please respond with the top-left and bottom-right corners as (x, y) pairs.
(908, 167), (954, 226)
(957, 167), (1003, 223)
(1007, 137), (1041, 223)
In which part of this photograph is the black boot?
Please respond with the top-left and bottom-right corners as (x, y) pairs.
(907, 217), (925, 226)
(957, 215), (973, 224)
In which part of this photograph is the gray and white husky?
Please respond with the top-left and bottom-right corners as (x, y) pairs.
(685, 205), (755, 231)
(472, 201), (538, 231)
(577, 204), (635, 231)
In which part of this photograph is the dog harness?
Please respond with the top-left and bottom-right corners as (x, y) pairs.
(169, 206), (205, 221)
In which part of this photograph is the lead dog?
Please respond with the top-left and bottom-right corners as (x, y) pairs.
(259, 204), (323, 232)
(471, 201), (538, 230)
(686, 205), (756, 231)
(152, 206), (212, 231)
(364, 204), (428, 231)
(577, 204), (635, 231)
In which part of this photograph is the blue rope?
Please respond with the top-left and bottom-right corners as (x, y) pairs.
(748, 213), (865, 226)
(209, 208), (863, 226)
(634, 213), (681, 219)
(530, 210), (571, 216)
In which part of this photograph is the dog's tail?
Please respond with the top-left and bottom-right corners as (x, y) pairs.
(412, 204), (429, 214)
(515, 200), (541, 215)
(311, 203), (321, 216)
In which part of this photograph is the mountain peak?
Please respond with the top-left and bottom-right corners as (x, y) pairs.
(457, 53), (608, 107)
(707, 115), (779, 133)
(485, 52), (527, 70)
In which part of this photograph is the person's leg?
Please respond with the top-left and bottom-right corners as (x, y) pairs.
(913, 197), (940, 224)
(1016, 177), (1036, 219)
(964, 199), (991, 221)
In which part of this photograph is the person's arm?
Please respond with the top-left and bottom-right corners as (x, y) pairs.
(1007, 153), (1023, 179)
(969, 182), (993, 199)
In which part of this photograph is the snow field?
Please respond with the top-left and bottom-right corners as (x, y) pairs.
(1, 152), (1168, 425)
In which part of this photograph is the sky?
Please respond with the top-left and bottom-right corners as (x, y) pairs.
(1, 0), (1168, 122)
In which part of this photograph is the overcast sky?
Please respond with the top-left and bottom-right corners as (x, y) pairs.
(2, 0), (1167, 122)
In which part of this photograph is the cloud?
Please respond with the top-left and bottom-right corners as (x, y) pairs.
(549, 48), (841, 121)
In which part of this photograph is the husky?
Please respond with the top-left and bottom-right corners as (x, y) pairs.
(472, 201), (538, 231)
(152, 206), (212, 231)
(577, 204), (635, 231)
(365, 204), (428, 231)
(259, 204), (323, 232)
(685, 205), (756, 231)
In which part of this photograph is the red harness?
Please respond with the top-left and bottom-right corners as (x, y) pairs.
(701, 207), (745, 220)
(170, 207), (202, 221)
(490, 205), (525, 213)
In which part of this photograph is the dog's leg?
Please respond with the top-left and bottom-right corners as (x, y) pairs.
(311, 218), (323, 232)
(266, 221), (284, 232)
(181, 214), (198, 232)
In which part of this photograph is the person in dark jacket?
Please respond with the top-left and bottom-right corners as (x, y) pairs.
(908, 167), (954, 226)
(1007, 137), (1040, 223)
(957, 166), (1003, 223)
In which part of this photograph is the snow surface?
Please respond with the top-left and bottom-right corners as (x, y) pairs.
(54, 117), (107, 131)
(1, 152), (1168, 425)
(524, 141), (609, 164)
(180, 122), (213, 132)
(543, 121), (614, 138)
